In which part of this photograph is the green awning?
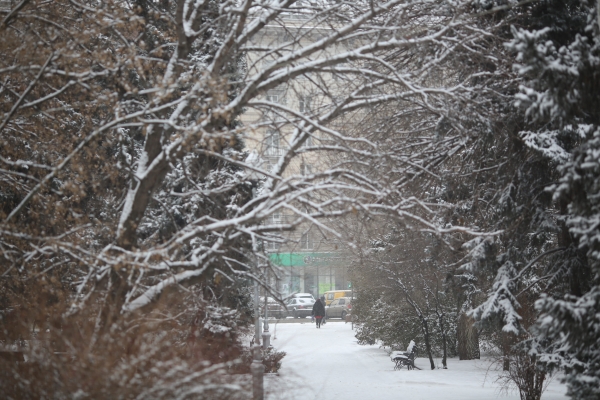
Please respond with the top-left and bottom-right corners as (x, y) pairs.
(269, 252), (345, 267)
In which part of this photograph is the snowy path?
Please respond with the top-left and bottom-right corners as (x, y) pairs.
(265, 321), (568, 400)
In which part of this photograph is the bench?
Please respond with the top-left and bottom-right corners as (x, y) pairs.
(391, 349), (420, 370)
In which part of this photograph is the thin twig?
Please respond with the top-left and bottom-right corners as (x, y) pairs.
(0, 52), (54, 134)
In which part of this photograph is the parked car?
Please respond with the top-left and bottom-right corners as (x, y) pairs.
(325, 297), (352, 319)
(258, 297), (287, 319)
(287, 292), (315, 302)
(323, 290), (352, 306)
(286, 298), (315, 318)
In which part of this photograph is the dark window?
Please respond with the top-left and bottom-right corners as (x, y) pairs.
(266, 93), (279, 103)
(266, 130), (282, 156)
(271, 211), (282, 224)
(301, 231), (313, 249)
(265, 240), (281, 251)
(299, 97), (306, 113)
(300, 163), (312, 175)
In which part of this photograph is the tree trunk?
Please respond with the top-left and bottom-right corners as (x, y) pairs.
(116, 126), (170, 249)
(421, 316), (435, 370)
(501, 331), (514, 371)
(96, 267), (129, 338)
(438, 312), (448, 369)
(457, 313), (480, 360)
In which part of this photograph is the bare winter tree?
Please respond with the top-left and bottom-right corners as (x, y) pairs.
(1, 0), (500, 321)
(4, 0), (598, 398)
(1, 0), (509, 396)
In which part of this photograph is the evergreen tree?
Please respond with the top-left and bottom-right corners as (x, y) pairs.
(463, 1), (600, 398)
(504, 1), (600, 398)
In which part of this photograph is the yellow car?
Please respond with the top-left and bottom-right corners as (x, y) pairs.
(322, 290), (352, 306)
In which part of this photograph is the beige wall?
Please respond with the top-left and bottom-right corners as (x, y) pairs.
(241, 17), (355, 297)
(241, 20), (348, 255)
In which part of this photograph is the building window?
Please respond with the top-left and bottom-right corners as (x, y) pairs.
(301, 232), (313, 250)
(298, 96), (311, 113)
(265, 240), (281, 251)
(271, 211), (282, 224)
(264, 91), (284, 120)
(298, 98), (306, 112)
(265, 130), (282, 156)
(332, 95), (344, 105)
(266, 93), (279, 103)
(300, 163), (312, 176)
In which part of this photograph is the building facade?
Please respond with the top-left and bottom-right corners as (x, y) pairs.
(240, 10), (353, 299)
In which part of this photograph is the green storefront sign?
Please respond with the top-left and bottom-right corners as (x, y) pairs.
(268, 252), (341, 267)
(270, 252), (351, 296)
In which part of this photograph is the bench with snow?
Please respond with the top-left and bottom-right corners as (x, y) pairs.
(390, 341), (420, 370)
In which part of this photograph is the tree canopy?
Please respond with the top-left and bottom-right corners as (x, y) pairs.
(1, 0), (600, 398)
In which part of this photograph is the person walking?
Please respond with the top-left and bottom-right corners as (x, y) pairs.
(312, 297), (326, 328)
(320, 296), (327, 325)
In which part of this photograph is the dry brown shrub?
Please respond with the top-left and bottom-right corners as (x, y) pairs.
(0, 277), (255, 399)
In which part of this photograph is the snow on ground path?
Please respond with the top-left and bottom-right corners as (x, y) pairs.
(265, 320), (568, 400)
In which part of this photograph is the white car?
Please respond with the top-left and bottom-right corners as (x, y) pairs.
(286, 298), (315, 318)
(288, 292), (315, 301)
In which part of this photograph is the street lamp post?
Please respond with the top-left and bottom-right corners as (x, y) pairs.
(252, 276), (264, 400)
(351, 285), (354, 330)
(250, 345), (264, 400)
(262, 293), (270, 349)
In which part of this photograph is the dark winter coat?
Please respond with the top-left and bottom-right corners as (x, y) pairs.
(312, 299), (325, 317)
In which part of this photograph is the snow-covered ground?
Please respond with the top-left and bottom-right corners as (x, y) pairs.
(264, 321), (568, 400)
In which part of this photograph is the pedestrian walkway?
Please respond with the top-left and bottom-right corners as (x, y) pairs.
(265, 322), (568, 400)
